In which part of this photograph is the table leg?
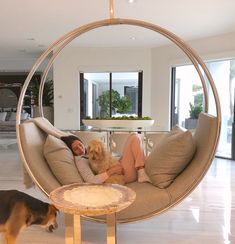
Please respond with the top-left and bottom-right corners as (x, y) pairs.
(64, 214), (74, 244)
(73, 214), (81, 244)
(106, 213), (117, 244)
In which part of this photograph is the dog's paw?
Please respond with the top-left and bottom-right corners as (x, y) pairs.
(45, 223), (58, 233)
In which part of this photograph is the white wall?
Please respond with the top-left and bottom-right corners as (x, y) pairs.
(0, 56), (53, 78)
(3, 31), (234, 131)
(0, 57), (39, 72)
(151, 31), (235, 130)
(54, 47), (152, 130)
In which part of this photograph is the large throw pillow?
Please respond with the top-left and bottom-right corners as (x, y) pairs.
(145, 128), (196, 188)
(43, 135), (83, 184)
(20, 112), (29, 120)
(8, 112), (29, 121)
(8, 112), (16, 121)
(0, 112), (7, 121)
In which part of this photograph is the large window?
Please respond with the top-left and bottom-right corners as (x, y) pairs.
(80, 72), (142, 121)
(172, 59), (235, 159)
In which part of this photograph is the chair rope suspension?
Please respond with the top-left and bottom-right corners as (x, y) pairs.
(109, 0), (115, 19)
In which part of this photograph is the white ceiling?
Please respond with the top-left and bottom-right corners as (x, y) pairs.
(1, 0), (235, 58)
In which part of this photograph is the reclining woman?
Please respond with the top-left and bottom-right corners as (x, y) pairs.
(61, 134), (151, 184)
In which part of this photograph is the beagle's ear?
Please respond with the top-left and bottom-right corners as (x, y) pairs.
(50, 204), (59, 213)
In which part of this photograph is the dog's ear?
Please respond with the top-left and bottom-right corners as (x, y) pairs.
(100, 143), (106, 158)
(49, 204), (59, 214)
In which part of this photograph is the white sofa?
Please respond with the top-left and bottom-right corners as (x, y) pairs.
(0, 111), (29, 131)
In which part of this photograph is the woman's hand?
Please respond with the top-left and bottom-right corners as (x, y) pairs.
(107, 164), (123, 176)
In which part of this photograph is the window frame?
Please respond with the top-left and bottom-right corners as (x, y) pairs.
(80, 71), (143, 122)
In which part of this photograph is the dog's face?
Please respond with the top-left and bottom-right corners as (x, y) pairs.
(87, 140), (106, 161)
(42, 205), (58, 233)
(87, 140), (108, 173)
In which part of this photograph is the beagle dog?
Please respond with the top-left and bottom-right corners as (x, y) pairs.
(0, 190), (58, 244)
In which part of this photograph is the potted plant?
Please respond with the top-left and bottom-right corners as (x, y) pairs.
(30, 79), (54, 124)
(185, 102), (203, 129)
(97, 89), (132, 117)
(83, 89), (154, 128)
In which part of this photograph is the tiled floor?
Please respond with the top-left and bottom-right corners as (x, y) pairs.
(0, 134), (235, 243)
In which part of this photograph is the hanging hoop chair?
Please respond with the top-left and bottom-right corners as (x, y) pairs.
(16, 15), (221, 224)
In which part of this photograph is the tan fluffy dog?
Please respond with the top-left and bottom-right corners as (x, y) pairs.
(87, 139), (125, 185)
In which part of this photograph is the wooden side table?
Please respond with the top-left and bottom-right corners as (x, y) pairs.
(50, 183), (136, 244)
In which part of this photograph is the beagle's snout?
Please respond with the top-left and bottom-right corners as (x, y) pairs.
(46, 221), (58, 232)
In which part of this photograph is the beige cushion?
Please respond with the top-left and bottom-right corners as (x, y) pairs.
(95, 181), (171, 222)
(33, 117), (68, 138)
(75, 131), (107, 147)
(145, 128), (196, 188)
(168, 113), (218, 202)
(20, 122), (60, 193)
(43, 135), (83, 185)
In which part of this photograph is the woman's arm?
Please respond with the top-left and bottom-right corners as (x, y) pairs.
(75, 156), (108, 184)
(75, 156), (123, 184)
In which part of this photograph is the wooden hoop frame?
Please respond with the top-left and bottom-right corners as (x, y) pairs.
(16, 18), (221, 223)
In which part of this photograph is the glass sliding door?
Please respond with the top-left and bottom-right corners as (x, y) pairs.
(171, 59), (235, 159)
(80, 71), (142, 122)
(111, 72), (140, 117)
(80, 73), (109, 119)
(206, 60), (232, 158)
(171, 65), (203, 130)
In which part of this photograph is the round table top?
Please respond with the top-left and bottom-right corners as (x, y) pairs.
(50, 183), (136, 216)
